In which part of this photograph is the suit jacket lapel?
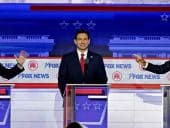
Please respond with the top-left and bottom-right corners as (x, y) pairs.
(87, 50), (93, 67)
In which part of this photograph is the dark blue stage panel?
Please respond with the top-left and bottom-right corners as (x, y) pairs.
(0, 85), (11, 128)
(0, 4), (170, 58)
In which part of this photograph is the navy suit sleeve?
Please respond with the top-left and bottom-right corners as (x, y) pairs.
(58, 56), (68, 96)
(96, 56), (108, 84)
(0, 63), (24, 80)
(146, 61), (170, 74)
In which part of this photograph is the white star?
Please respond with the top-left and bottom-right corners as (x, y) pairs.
(86, 20), (96, 30)
(59, 20), (69, 29)
(93, 102), (102, 110)
(0, 102), (5, 110)
(82, 101), (91, 110)
(160, 13), (169, 22)
(73, 20), (82, 29)
(75, 103), (80, 110)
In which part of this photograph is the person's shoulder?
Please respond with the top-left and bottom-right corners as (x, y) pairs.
(88, 50), (102, 58)
(164, 60), (170, 64)
(62, 51), (75, 58)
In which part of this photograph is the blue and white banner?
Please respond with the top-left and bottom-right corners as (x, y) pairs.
(1, 58), (170, 84)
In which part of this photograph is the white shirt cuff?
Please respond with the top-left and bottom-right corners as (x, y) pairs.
(143, 62), (148, 69)
(17, 63), (24, 69)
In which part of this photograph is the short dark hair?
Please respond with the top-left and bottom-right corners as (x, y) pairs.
(74, 29), (90, 39)
(66, 122), (83, 128)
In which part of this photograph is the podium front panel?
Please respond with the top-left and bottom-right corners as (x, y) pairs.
(64, 84), (109, 128)
(0, 85), (11, 128)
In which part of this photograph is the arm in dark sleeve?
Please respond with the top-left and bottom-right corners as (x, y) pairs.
(0, 63), (24, 80)
(58, 56), (68, 97)
(96, 56), (108, 84)
(146, 61), (170, 74)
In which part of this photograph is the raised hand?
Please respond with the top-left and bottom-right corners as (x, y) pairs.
(15, 50), (27, 68)
(133, 54), (146, 67)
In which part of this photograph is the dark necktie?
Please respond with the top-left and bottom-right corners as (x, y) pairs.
(80, 53), (85, 73)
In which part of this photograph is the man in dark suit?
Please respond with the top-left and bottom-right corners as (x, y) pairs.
(134, 54), (170, 74)
(0, 50), (26, 80)
(58, 29), (108, 96)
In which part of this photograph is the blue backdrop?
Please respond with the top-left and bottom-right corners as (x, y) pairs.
(0, 4), (170, 58)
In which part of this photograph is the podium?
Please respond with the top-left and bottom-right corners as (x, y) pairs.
(161, 85), (170, 128)
(64, 84), (109, 128)
(0, 84), (13, 128)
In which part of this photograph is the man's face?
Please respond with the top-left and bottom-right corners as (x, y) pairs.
(74, 33), (90, 52)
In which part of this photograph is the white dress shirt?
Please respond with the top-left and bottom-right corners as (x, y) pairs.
(77, 49), (88, 60)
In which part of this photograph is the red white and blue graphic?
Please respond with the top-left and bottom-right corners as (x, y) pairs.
(0, 4), (169, 58)
(75, 86), (109, 128)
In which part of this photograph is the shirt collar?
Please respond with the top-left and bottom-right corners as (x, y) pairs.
(77, 49), (88, 60)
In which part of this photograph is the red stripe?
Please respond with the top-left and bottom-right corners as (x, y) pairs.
(12, 83), (160, 89)
(30, 5), (170, 12)
(110, 84), (160, 89)
(14, 83), (58, 88)
(75, 89), (103, 95)
(0, 89), (6, 95)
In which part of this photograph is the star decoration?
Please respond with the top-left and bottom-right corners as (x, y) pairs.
(86, 20), (96, 30)
(160, 13), (169, 22)
(75, 103), (80, 110)
(59, 20), (69, 29)
(82, 101), (91, 110)
(0, 102), (5, 110)
(93, 102), (102, 110)
(73, 20), (83, 29)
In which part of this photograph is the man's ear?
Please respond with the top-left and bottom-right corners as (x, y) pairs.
(74, 39), (77, 45)
(88, 39), (90, 45)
